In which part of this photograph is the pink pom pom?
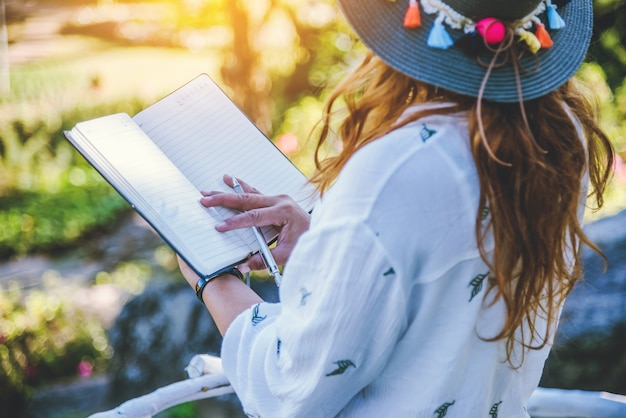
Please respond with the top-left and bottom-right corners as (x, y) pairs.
(476, 17), (506, 44)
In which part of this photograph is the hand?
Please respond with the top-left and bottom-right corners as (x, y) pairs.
(200, 174), (311, 273)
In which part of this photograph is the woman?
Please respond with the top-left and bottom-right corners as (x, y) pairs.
(179, 0), (614, 416)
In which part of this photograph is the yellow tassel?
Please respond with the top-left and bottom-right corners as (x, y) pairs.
(404, 0), (421, 29)
(535, 23), (553, 48)
(518, 29), (541, 54)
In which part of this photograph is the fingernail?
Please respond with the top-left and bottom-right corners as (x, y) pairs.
(215, 222), (226, 230)
(238, 264), (250, 274)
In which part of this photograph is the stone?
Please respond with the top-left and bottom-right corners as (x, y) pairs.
(105, 278), (279, 415)
(106, 282), (221, 402)
(540, 210), (626, 395)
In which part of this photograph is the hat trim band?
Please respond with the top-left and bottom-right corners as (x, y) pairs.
(420, 0), (549, 33)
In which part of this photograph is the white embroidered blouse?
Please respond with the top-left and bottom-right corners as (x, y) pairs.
(220, 105), (574, 417)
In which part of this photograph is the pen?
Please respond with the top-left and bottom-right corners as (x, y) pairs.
(231, 176), (283, 287)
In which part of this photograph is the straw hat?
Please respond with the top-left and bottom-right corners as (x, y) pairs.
(337, 0), (592, 102)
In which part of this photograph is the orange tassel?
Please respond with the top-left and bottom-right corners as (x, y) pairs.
(404, 0), (421, 29)
(535, 23), (553, 48)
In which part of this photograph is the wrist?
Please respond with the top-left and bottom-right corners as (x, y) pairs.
(195, 267), (244, 303)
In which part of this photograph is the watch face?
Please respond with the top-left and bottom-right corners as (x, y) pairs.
(195, 278), (207, 298)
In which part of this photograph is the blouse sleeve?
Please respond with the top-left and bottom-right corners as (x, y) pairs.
(220, 220), (410, 417)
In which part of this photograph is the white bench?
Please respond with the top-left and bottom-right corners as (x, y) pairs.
(89, 355), (626, 418)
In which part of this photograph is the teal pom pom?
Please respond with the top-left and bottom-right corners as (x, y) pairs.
(427, 19), (454, 50)
(547, 4), (566, 29)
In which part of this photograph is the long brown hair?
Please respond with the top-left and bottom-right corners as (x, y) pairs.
(310, 52), (615, 362)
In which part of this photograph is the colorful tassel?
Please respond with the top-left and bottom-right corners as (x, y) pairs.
(535, 22), (553, 48)
(427, 17), (454, 49)
(404, 0), (421, 29)
(547, 4), (566, 29)
(518, 29), (541, 54)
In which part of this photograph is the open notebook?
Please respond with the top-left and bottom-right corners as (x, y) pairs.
(65, 74), (316, 279)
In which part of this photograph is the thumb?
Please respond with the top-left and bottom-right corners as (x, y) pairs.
(238, 253), (268, 274)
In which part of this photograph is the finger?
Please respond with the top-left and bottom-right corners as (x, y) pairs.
(201, 190), (224, 197)
(200, 176), (261, 197)
(238, 254), (267, 273)
(267, 245), (290, 266)
(239, 246), (288, 273)
(200, 192), (280, 212)
(223, 174), (261, 194)
(215, 207), (283, 231)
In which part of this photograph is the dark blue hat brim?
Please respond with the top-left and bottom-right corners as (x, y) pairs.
(337, 0), (593, 102)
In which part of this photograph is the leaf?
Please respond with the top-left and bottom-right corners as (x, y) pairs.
(299, 287), (312, 306)
(383, 267), (395, 276)
(468, 271), (489, 302)
(490, 401), (503, 417)
(251, 303), (267, 326)
(325, 360), (356, 376)
(420, 124), (437, 142)
(434, 400), (456, 417)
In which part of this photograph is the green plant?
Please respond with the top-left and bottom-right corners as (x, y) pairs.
(155, 402), (198, 418)
(0, 280), (111, 415)
(0, 86), (147, 255)
(0, 183), (129, 257)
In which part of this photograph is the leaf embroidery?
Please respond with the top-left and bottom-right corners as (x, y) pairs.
(383, 267), (395, 276)
(325, 360), (356, 376)
(481, 205), (490, 221)
(434, 401), (455, 417)
(299, 287), (312, 307)
(420, 123), (437, 142)
(251, 303), (267, 326)
(468, 271), (489, 302)
(489, 401), (503, 417)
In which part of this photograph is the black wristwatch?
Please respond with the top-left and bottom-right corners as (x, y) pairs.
(195, 267), (244, 302)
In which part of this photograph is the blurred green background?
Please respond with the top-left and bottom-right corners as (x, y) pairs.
(0, 0), (624, 416)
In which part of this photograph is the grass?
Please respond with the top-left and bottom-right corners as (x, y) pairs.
(4, 36), (223, 114)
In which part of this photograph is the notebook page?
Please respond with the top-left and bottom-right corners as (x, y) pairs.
(71, 113), (253, 275)
(133, 74), (316, 248)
